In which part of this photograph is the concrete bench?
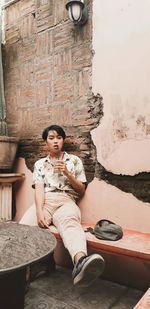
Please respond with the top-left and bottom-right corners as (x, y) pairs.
(134, 288), (150, 309)
(49, 223), (150, 291)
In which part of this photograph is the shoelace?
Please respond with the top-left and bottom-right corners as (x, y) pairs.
(75, 255), (87, 268)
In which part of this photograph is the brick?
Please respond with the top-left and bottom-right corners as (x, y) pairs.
(5, 25), (20, 44)
(36, 0), (54, 32)
(5, 3), (20, 27)
(4, 43), (19, 69)
(36, 30), (53, 57)
(53, 24), (74, 51)
(4, 67), (20, 88)
(19, 0), (35, 17)
(19, 38), (36, 62)
(35, 81), (50, 106)
(53, 73), (74, 102)
(53, 49), (72, 75)
(47, 104), (73, 126)
(72, 44), (92, 70)
(53, 0), (67, 25)
(20, 87), (36, 107)
(35, 60), (52, 82)
(20, 14), (36, 39)
(78, 68), (91, 97)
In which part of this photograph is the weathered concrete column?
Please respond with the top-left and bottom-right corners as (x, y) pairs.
(0, 173), (25, 220)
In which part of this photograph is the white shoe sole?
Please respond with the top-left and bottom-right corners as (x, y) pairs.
(73, 254), (105, 287)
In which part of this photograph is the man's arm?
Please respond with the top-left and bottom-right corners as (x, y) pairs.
(64, 171), (86, 197)
(35, 183), (49, 228)
(54, 161), (86, 197)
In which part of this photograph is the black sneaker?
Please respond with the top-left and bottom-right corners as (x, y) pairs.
(72, 253), (105, 287)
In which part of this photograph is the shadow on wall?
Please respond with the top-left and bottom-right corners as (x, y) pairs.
(95, 162), (150, 203)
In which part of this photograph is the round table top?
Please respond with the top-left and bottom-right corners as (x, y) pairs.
(0, 221), (57, 274)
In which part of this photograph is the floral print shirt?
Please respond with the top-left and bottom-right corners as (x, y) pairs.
(32, 152), (87, 200)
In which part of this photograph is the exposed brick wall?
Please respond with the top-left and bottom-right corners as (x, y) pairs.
(3, 0), (103, 182)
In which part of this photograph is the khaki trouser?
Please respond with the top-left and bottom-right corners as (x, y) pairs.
(19, 191), (87, 261)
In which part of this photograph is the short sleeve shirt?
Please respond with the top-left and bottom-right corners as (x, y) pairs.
(32, 152), (87, 200)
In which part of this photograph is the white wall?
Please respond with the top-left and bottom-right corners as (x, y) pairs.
(92, 0), (150, 175)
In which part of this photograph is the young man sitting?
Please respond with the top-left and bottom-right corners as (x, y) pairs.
(20, 125), (105, 286)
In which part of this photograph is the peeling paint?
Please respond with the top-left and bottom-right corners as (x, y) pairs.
(95, 161), (150, 203)
(92, 137), (150, 176)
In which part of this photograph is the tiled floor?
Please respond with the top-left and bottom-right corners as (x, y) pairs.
(25, 266), (144, 309)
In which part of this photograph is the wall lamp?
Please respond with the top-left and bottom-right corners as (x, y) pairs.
(66, 0), (88, 26)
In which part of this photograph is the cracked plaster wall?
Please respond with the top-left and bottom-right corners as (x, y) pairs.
(3, 0), (150, 231)
(80, 0), (150, 232)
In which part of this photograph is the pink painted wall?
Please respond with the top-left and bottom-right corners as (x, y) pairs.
(14, 158), (150, 233)
(80, 179), (150, 232)
(14, 158), (34, 222)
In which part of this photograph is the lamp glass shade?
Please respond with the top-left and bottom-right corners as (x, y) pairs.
(68, 4), (82, 22)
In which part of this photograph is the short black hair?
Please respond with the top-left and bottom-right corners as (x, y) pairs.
(42, 125), (66, 141)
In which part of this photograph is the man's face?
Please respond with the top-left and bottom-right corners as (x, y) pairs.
(46, 130), (64, 154)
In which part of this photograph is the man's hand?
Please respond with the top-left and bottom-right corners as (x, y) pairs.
(36, 208), (49, 229)
(53, 160), (69, 175)
(54, 160), (86, 197)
